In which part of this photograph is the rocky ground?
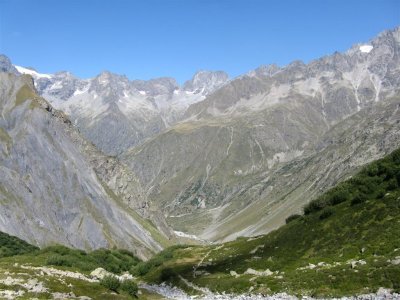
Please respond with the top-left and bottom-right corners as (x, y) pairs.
(136, 283), (400, 300)
(1, 262), (398, 299)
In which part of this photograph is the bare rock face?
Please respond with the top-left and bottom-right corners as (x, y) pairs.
(0, 73), (169, 259)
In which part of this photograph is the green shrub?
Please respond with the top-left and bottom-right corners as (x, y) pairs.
(120, 280), (138, 298)
(46, 254), (73, 267)
(366, 164), (379, 176)
(100, 275), (120, 292)
(329, 189), (350, 205)
(376, 189), (386, 199)
(319, 207), (334, 220)
(41, 246), (140, 273)
(285, 214), (302, 224)
(351, 193), (367, 206)
(387, 178), (398, 191)
(131, 262), (151, 276)
(304, 198), (329, 215)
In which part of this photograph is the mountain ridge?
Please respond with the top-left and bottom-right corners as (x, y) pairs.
(120, 26), (400, 241)
(1, 26), (399, 248)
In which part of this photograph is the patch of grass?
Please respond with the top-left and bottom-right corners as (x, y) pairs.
(15, 84), (36, 106)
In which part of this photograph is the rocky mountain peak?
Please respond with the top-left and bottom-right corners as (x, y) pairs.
(183, 70), (229, 94)
(148, 77), (179, 94)
(93, 71), (129, 86)
(248, 64), (281, 78)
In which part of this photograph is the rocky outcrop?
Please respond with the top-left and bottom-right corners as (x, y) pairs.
(0, 55), (18, 74)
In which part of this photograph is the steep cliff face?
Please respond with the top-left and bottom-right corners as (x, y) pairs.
(121, 27), (400, 240)
(0, 73), (171, 259)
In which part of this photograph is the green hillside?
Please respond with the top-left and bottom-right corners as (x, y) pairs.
(134, 147), (400, 297)
(0, 232), (39, 258)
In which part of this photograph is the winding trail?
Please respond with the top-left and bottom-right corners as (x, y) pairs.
(193, 245), (223, 278)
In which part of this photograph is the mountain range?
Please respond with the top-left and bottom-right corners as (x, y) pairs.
(0, 26), (400, 256)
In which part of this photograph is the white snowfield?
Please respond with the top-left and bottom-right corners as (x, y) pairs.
(174, 230), (206, 242)
(359, 45), (373, 53)
(15, 65), (52, 79)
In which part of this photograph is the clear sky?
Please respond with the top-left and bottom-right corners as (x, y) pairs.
(0, 0), (399, 83)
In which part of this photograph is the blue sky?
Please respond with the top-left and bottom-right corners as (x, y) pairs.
(0, 0), (398, 83)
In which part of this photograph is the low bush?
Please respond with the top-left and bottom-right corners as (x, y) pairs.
(120, 280), (138, 298)
(100, 275), (120, 292)
(160, 267), (177, 282)
(319, 207), (334, 220)
(304, 198), (329, 215)
(351, 193), (368, 206)
(46, 254), (73, 267)
(329, 188), (350, 205)
(285, 214), (302, 224)
(131, 262), (151, 276)
(42, 246), (140, 273)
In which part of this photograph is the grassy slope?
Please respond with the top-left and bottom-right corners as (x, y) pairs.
(137, 148), (400, 297)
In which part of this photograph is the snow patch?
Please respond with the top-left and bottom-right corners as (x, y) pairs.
(15, 65), (52, 79)
(139, 90), (146, 95)
(359, 45), (373, 53)
(174, 231), (204, 242)
(73, 88), (88, 96)
(50, 81), (64, 90)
